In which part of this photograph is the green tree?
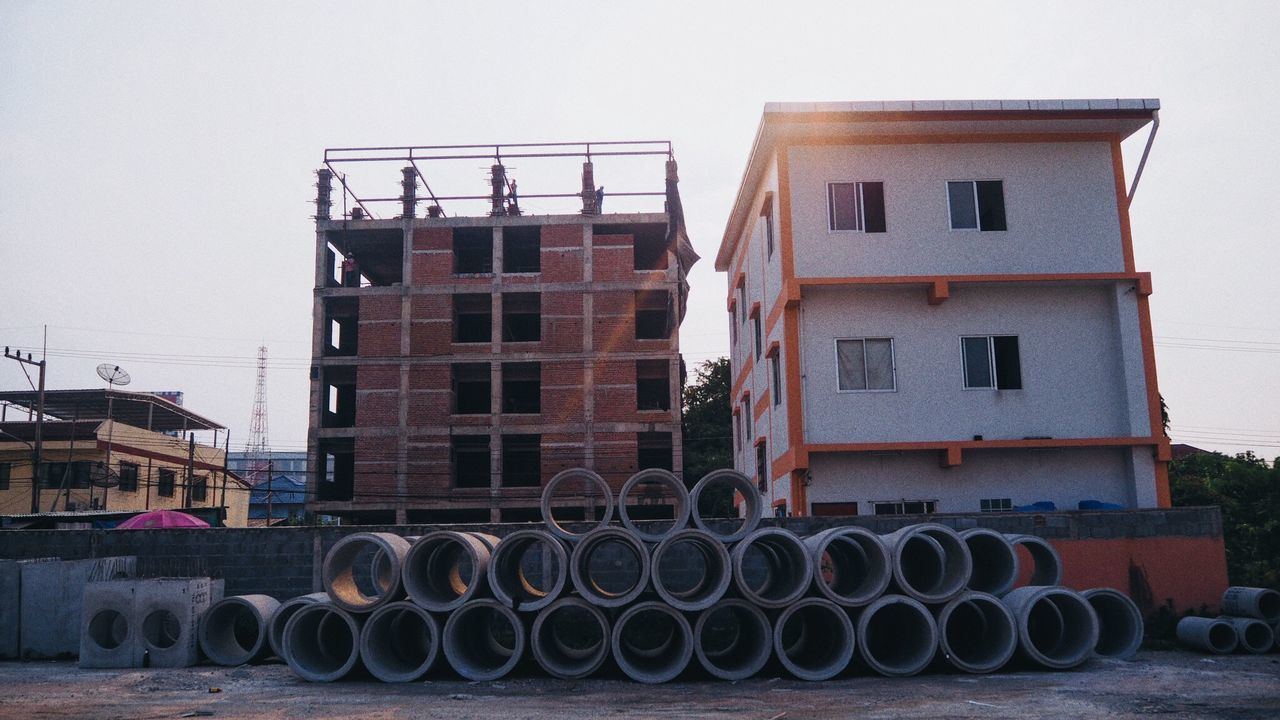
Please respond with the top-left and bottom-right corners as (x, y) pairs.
(1170, 451), (1280, 588)
(681, 357), (732, 490)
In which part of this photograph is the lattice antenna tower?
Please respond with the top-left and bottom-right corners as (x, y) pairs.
(245, 345), (270, 485)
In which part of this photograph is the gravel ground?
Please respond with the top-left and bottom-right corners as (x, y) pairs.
(0, 651), (1277, 720)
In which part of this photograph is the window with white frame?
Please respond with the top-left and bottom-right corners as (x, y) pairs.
(835, 338), (896, 392)
(980, 498), (1013, 512)
(947, 180), (1006, 231)
(872, 500), (937, 515)
(828, 181), (886, 232)
(961, 335), (1022, 390)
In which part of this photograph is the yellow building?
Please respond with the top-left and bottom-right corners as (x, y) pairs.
(0, 389), (250, 526)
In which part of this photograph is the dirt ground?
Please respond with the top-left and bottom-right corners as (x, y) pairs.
(0, 651), (1277, 720)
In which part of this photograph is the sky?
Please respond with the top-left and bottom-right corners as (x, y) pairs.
(1, 0), (1277, 460)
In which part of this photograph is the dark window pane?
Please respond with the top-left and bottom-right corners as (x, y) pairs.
(502, 226), (541, 273)
(836, 339), (867, 391)
(453, 436), (490, 488)
(993, 335), (1022, 389)
(501, 435), (541, 487)
(829, 183), (860, 230)
(861, 182), (886, 233)
(755, 442), (767, 493)
(948, 181), (978, 229)
(753, 315), (762, 359)
(637, 431), (673, 472)
(975, 181), (1006, 231)
(962, 336), (993, 388)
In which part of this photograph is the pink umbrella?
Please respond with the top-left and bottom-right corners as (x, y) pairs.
(116, 509), (211, 529)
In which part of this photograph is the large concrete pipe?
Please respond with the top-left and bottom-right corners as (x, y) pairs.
(732, 527), (812, 609)
(1221, 586), (1280, 624)
(652, 529), (732, 611)
(1083, 588), (1144, 660)
(805, 526), (891, 608)
(1176, 616), (1238, 654)
(618, 468), (690, 542)
(959, 528), (1018, 596)
(689, 469), (761, 543)
(402, 531), (500, 612)
(281, 602), (365, 682)
(611, 601), (693, 684)
(1005, 534), (1063, 588)
(1002, 586), (1099, 669)
(857, 594), (938, 677)
(570, 527), (651, 608)
(530, 597), (610, 679)
(773, 598), (856, 681)
(198, 594), (281, 666)
(488, 529), (569, 612)
(693, 599), (772, 681)
(541, 468), (615, 542)
(267, 592), (328, 659)
(882, 524), (972, 604)
(370, 535), (420, 597)
(1218, 616), (1275, 654)
(323, 533), (411, 613)
(358, 601), (439, 682)
(935, 591), (1017, 674)
(442, 599), (526, 681)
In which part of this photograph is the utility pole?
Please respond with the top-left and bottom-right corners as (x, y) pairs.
(266, 459), (274, 528)
(4, 346), (46, 513)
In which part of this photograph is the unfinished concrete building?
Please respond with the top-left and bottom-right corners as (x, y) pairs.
(308, 142), (696, 524)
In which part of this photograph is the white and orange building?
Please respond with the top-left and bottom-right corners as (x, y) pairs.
(717, 99), (1170, 517)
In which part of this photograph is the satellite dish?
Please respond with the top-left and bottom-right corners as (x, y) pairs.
(96, 364), (132, 387)
(89, 461), (120, 488)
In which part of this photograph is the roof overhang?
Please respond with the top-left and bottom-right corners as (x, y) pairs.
(0, 389), (223, 432)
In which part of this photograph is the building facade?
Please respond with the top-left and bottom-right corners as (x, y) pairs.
(308, 142), (692, 524)
(717, 99), (1170, 517)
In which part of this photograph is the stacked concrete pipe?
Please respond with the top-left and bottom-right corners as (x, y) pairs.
(805, 526), (891, 607)
(959, 528), (1018, 596)
(1002, 586), (1099, 670)
(487, 529), (569, 612)
(530, 597), (611, 679)
(402, 531), (499, 612)
(773, 597), (857, 681)
(442, 599), (526, 681)
(281, 601), (365, 682)
(856, 594), (938, 677)
(1083, 588), (1144, 660)
(935, 591), (1017, 673)
(359, 601), (440, 682)
(881, 523), (972, 604)
(1176, 616), (1238, 654)
(1179, 587), (1280, 655)
(1005, 534), (1063, 587)
(267, 592), (328, 659)
(323, 533), (411, 613)
(198, 594), (281, 666)
(693, 599), (772, 680)
(611, 601), (693, 684)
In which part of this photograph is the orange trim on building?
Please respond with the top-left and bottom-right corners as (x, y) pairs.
(1111, 140), (1138, 273)
(927, 280), (950, 305)
(753, 392), (770, 420)
(797, 272), (1146, 288)
(730, 355), (754, 399)
(748, 301), (761, 319)
(766, 340), (781, 358)
(788, 131), (1121, 149)
(805, 435), (1163, 455)
(765, 293), (786, 334)
(776, 143), (811, 516)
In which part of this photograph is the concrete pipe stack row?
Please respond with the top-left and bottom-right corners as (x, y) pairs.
(1177, 586), (1280, 655)
(219, 467), (1147, 684)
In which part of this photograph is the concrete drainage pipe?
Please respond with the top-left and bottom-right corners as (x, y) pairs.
(882, 524), (973, 604)
(935, 591), (1017, 674)
(1175, 616), (1238, 654)
(570, 527), (651, 608)
(652, 529), (732, 611)
(773, 597), (856, 681)
(694, 599), (772, 681)
(198, 594), (281, 666)
(358, 601), (440, 682)
(1218, 616), (1274, 654)
(281, 603), (365, 682)
(1002, 586), (1099, 669)
(267, 593), (329, 659)
(442, 599), (526, 681)
(541, 468), (615, 542)
(612, 601), (693, 684)
(688, 469), (761, 543)
(402, 531), (500, 612)
(959, 528), (1018, 596)
(488, 529), (569, 612)
(1221, 586), (1280, 624)
(857, 594), (938, 677)
(731, 528), (812, 609)
(805, 526), (891, 608)
(1005, 534), (1063, 588)
(323, 533), (411, 613)
(1083, 588), (1144, 660)
(530, 597), (611, 679)
(618, 468), (690, 543)
(369, 536), (419, 599)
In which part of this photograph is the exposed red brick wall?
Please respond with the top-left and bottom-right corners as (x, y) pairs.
(541, 360), (586, 424)
(542, 433), (587, 478)
(355, 391), (399, 428)
(407, 389), (450, 426)
(592, 234), (634, 282)
(413, 227), (451, 251)
(358, 296), (402, 357)
(354, 435), (398, 496)
(541, 225), (581, 249)
(409, 322), (451, 356)
(356, 365), (400, 391)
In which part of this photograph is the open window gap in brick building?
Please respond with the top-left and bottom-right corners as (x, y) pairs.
(452, 362), (491, 415)
(453, 293), (492, 343)
(636, 359), (671, 410)
(318, 437), (354, 501)
(322, 365), (356, 428)
(451, 435), (490, 489)
(502, 434), (541, 487)
(503, 226), (541, 273)
(634, 289), (672, 339)
(502, 292), (541, 342)
(453, 227), (493, 274)
(502, 362), (541, 414)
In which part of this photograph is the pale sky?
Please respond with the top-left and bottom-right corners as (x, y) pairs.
(2, 0), (1277, 460)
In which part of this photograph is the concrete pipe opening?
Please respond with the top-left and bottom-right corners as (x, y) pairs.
(774, 598), (856, 681)
(1220, 617), (1275, 654)
(689, 469), (761, 543)
(732, 528), (812, 609)
(884, 524), (973, 604)
(1222, 586), (1280, 624)
(1175, 616), (1238, 654)
(1083, 588), (1144, 660)
(281, 603), (363, 682)
(1003, 586), (1098, 670)
(488, 529), (569, 612)
(936, 592), (1017, 674)
(541, 468), (615, 542)
(612, 601), (693, 684)
(87, 610), (130, 651)
(959, 528), (1018, 596)
(403, 532), (497, 612)
(806, 526), (891, 607)
(359, 601), (440, 682)
(530, 598), (610, 679)
(570, 527), (651, 608)
(857, 594), (938, 677)
(1006, 535), (1063, 588)
(323, 532), (411, 613)
(142, 610), (181, 650)
(618, 468), (690, 543)
(694, 599), (772, 681)
(442, 600), (525, 682)
(653, 529), (732, 611)
(199, 595), (281, 666)
(268, 593), (329, 659)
